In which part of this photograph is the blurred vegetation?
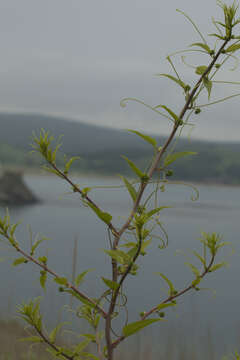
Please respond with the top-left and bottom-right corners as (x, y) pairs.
(1, 141), (239, 185)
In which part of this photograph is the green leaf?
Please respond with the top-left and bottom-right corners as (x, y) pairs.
(19, 336), (43, 343)
(75, 269), (94, 288)
(209, 262), (227, 272)
(155, 74), (187, 90)
(123, 319), (162, 337)
(192, 251), (206, 267)
(12, 257), (27, 266)
(64, 156), (80, 174)
(203, 77), (213, 100)
(195, 65), (208, 75)
(101, 277), (119, 291)
(190, 42), (212, 53)
(81, 333), (97, 342)
(54, 277), (68, 286)
(208, 33), (225, 39)
(10, 222), (19, 237)
(104, 249), (130, 265)
(185, 262), (200, 277)
(30, 238), (45, 256)
(122, 156), (144, 179)
(127, 129), (157, 148)
(38, 256), (47, 264)
(120, 176), (137, 202)
(225, 43), (240, 53)
(42, 165), (65, 179)
(49, 323), (67, 344)
(140, 239), (152, 253)
(156, 272), (175, 295)
(87, 203), (112, 225)
(154, 105), (178, 122)
(164, 151), (197, 167)
(40, 270), (47, 289)
(74, 339), (91, 353)
(156, 303), (176, 311)
(145, 206), (170, 221)
(63, 290), (95, 308)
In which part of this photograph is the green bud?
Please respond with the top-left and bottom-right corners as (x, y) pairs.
(185, 84), (191, 92)
(210, 50), (215, 56)
(221, 49), (226, 54)
(166, 170), (173, 177)
(58, 287), (64, 292)
(194, 108), (201, 114)
(139, 311), (145, 317)
(177, 119), (184, 126)
(141, 174), (149, 184)
(158, 312), (165, 318)
(160, 185), (165, 192)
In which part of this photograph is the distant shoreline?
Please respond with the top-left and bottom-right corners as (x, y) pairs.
(1, 165), (239, 189)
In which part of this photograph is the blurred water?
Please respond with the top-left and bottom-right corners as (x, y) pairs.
(0, 174), (239, 358)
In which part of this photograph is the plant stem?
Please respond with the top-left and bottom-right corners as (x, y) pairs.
(105, 38), (230, 360)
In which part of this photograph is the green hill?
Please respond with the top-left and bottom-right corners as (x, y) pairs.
(0, 112), (239, 184)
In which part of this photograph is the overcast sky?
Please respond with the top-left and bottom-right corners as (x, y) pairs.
(0, 0), (239, 141)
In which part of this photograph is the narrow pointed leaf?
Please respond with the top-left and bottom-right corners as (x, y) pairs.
(208, 33), (225, 39)
(154, 105), (178, 122)
(156, 272), (175, 295)
(190, 42), (212, 53)
(156, 303), (176, 311)
(54, 277), (68, 286)
(12, 257), (27, 266)
(155, 74), (187, 90)
(64, 156), (80, 174)
(63, 290), (95, 308)
(195, 66), (208, 75)
(101, 277), (119, 291)
(40, 271), (47, 289)
(127, 129), (157, 148)
(19, 336), (43, 343)
(74, 339), (91, 353)
(87, 203), (112, 225)
(164, 151), (197, 167)
(75, 269), (94, 287)
(120, 176), (137, 202)
(146, 206), (170, 221)
(123, 319), (162, 337)
(122, 156), (144, 179)
(203, 77), (212, 100)
(209, 262), (227, 272)
(31, 238), (45, 256)
(192, 251), (206, 267)
(185, 262), (200, 277)
(104, 249), (130, 265)
(225, 43), (240, 53)
(49, 323), (67, 344)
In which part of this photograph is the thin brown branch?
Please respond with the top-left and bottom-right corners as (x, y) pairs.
(112, 254), (215, 349)
(11, 241), (107, 319)
(50, 163), (119, 237)
(106, 37), (230, 359)
(34, 325), (74, 360)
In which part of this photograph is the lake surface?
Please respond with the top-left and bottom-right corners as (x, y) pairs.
(0, 174), (240, 358)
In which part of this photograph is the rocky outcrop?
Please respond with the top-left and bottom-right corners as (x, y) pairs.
(0, 171), (39, 205)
